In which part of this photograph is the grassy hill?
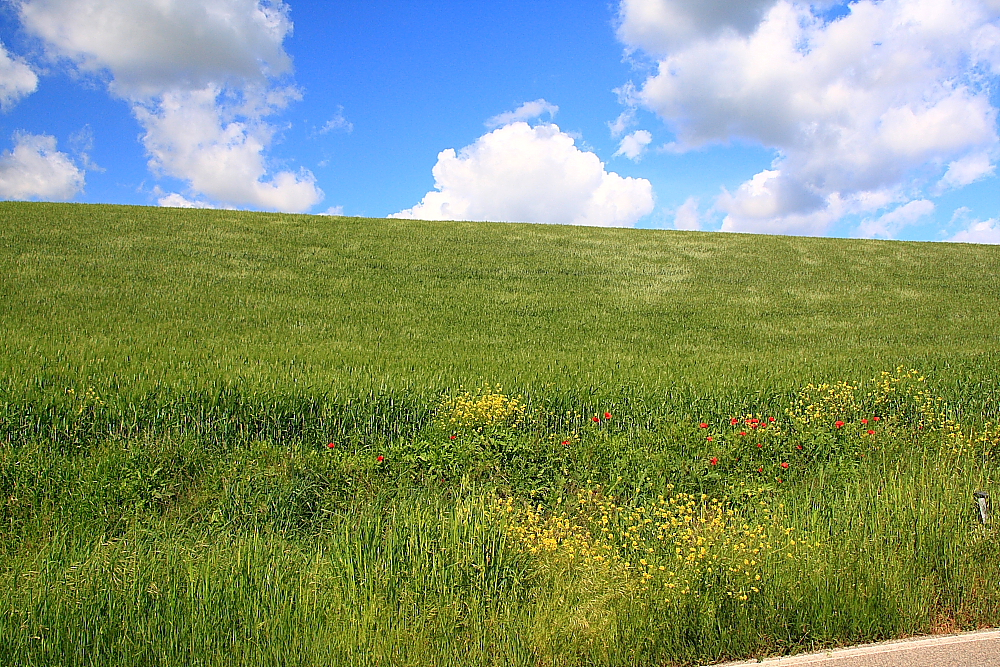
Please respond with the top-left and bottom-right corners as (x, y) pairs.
(2, 201), (999, 400)
(1, 202), (998, 666)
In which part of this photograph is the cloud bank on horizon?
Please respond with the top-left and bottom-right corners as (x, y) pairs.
(392, 105), (655, 227)
(0, 0), (997, 241)
(617, 0), (1000, 241)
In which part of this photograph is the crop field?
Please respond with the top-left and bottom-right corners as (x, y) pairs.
(1, 201), (999, 666)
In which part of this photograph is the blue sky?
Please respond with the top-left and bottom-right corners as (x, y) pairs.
(0, 0), (998, 242)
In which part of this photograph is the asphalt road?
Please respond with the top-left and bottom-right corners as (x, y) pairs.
(706, 629), (1000, 666)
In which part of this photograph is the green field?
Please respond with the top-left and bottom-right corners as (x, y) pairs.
(1, 202), (998, 666)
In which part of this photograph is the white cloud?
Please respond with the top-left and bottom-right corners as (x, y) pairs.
(948, 217), (1000, 243)
(620, 0), (1000, 234)
(614, 129), (653, 161)
(617, 0), (780, 56)
(319, 205), (344, 216)
(673, 195), (701, 230)
(486, 99), (559, 128)
(857, 199), (935, 238)
(937, 152), (996, 191)
(158, 192), (217, 208)
(0, 42), (38, 110)
(391, 122), (654, 227)
(321, 106), (353, 134)
(19, 0), (323, 212)
(135, 86), (322, 212)
(20, 0), (293, 97)
(0, 132), (84, 201)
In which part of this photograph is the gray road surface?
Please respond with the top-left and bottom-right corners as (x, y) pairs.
(706, 629), (1000, 667)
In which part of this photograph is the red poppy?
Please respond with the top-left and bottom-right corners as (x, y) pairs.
(731, 418), (739, 425)
(450, 435), (457, 440)
(861, 418), (869, 425)
(796, 444), (803, 450)
(867, 430), (875, 435)
(758, 466), (764, 473)
(604, 412), (612, 420)
(757, 443), (763, 448)
(710, 457), (718, 465)
(561, 440), (570, 446)
(376, 455), (384, 463)
(707, 436), (713, 441)
(740, 431), (747, 436)
(781, 462), (789, 469)
(768, 417), (775, 422)
(699, 423), (709, 428)
(835, 421), (845, 428)
(873, 416), (880, 421)
(777, 478), (783, 483)
(750, 423), (759, 429)
(327, 442), (336, 449)
(592, 416), (600, 423)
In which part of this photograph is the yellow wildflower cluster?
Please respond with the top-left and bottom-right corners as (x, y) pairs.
(66, 386), (105, 415)
(872, 366), (945, 429)
(437, 385), (525, 433)
(499, 486), (810, 603)
(788, 381), (859, 427)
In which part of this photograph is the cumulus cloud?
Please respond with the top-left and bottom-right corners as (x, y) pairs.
(615, 129), (653, 161)
(948, 217), (1000, 243)
(135, 86), (321, 212)
(673, 196), (701, 230)
(19, 0), (323, 212)
(857, 199), (935, 238)
(157, 192), (217, 208)
(617, 0), (780, 55)
(486, 99), (559, 128)
(0, 132), (84, 201)
(391, 122), (654, 227)
(20, 0), (293, 97)
(620, 0), (1000, 235)
(937, 152), (996, 191)
(0, 42), (38, 110)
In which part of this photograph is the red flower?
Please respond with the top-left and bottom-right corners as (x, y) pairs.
(699, 422), (709, 428)
(450, 435), (457, 440)
(750, 423), (759, 429)
(861, 418), (869, 425)
(731, 417), (739, 425)
(707, 436), (713, 441)
(757, 443), (763, 448)
(604, 412), (612, 420)
(781, 462), (789, 469)
(867, 430), (875, 435)
(376, 455), (384, 463)
(740, 431), (747, 436)
(873, 416), (880, 421)
(777, 478), (783, 483)
(327, 442), (336, 449)
(561, 440), (570, 446)
(710, 457), (718, 465)
(796, 444), (803, 450)
(758, 466), (764, 473)
(768, 417), (776, 422)
(835, 421), (845, 428)
(592, 416), (600, 423)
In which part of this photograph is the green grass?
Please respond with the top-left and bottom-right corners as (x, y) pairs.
(1, 201), (998, 666)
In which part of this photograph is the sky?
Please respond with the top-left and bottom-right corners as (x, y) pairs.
(0, 0), (998, 242)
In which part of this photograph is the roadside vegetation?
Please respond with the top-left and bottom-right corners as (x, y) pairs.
(1, 202), (998, 666)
